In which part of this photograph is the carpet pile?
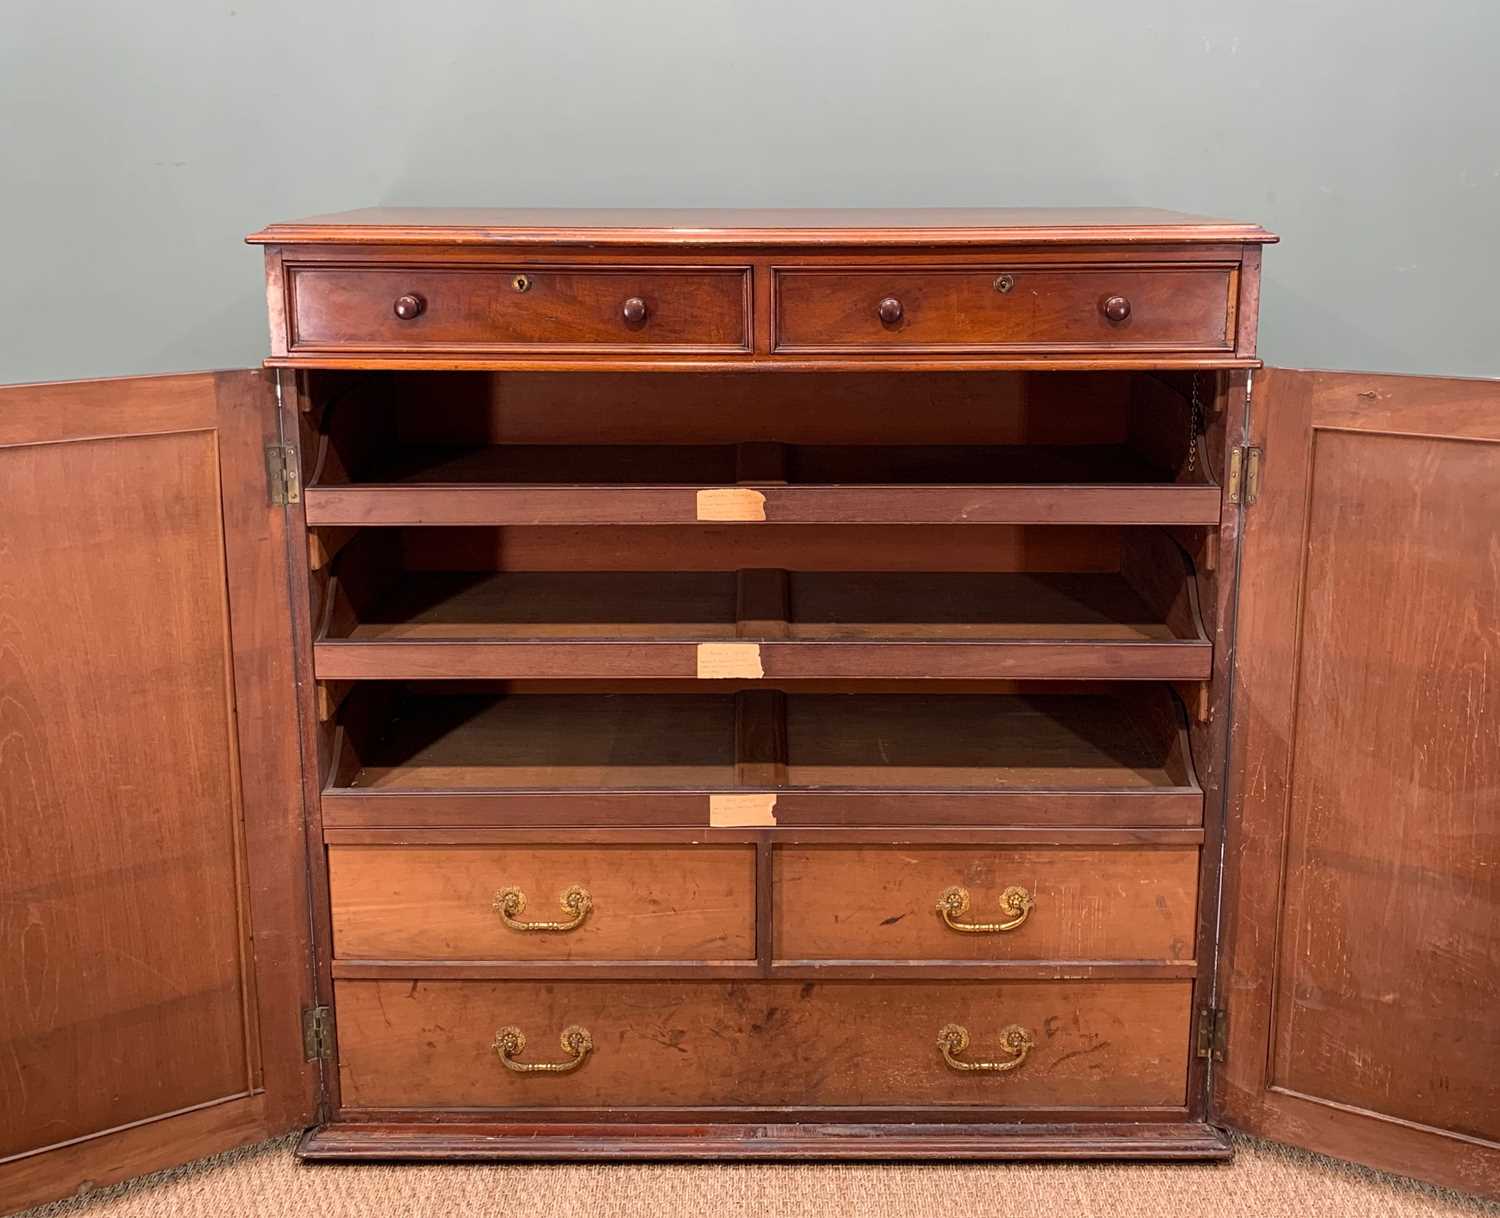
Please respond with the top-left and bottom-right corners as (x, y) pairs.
(18, 1132), (1499, 1217)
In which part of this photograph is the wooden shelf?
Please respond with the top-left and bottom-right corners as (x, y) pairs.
(314, 568), (1211, 681)
(303, 443), (1222, 526)
(322, 688), (1203, 828)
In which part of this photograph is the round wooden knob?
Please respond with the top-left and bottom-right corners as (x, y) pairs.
(877, 296), (904, 325)
(1101, 295), (1131, 323)
(621, 296), (649, 324)
(393, 293), (426, 321)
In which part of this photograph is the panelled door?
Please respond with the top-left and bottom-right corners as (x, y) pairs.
(1217, 368), (1500, 1197)
(0, 372), (316, 1213)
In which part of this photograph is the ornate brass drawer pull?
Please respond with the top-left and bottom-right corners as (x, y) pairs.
(494, 1025), (594, 1074)
(495, 884), (592, 932)
(936, 884), (1034, 933)
(937, 1022), (1034, 1073)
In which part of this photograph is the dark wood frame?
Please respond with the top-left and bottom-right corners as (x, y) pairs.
(254, 209), (1266, 1164)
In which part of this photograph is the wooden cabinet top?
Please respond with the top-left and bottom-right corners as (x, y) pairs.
(247, 206), (1278, 248)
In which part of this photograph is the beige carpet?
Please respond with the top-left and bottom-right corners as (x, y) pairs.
(17, 1133), (1499, 1218)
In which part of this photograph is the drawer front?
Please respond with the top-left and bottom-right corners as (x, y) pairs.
(329, 845), (756, 960)
(335, 979), (1191, 1109)
(775, 846), (1198, 962)
(774, 267), (1232, 352)
(288, 266), (750, 353)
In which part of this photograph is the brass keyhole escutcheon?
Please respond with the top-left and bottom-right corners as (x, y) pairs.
(512, 273), (532, 293)
(994, 273), (1015, 294)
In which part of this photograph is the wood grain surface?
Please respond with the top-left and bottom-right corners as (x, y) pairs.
(330, 845), (755, 960)
(0, 372), (315, 1211)
(290, 266), (749, 354)
(0, 424), (252, 1158)
(333, 978), (1192, 1109)
(774, 267), (1232, 353)
(248, 205), (1276, 246)
(774, 846), (1198, 962)
(1219, 368), (1500, 1198)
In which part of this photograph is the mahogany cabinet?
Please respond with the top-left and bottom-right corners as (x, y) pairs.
(1, 209), (1496, 1211)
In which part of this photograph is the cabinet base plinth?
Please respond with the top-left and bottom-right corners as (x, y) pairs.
(297, 1120), (1232, 1162)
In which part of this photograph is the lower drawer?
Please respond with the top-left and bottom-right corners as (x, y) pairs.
(334, 979), (1191, 1109)
(774, 846), (1199, 961)
(329, 845), (756, 961)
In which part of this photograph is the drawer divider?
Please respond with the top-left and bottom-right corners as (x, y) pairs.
(734, 690), (788, 789)
(735, 569), (790, 640)
(756, 837), (775, 974)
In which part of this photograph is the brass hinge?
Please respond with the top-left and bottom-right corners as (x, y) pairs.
(1196, 1006), (1228, 1061)
(302, 1004), (332, 1061)
(265, 443), (301, 506)
(1226, 446), (1262, 507)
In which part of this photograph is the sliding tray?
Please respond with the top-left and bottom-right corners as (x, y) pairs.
(301, 442), (1223, 527)
(321, 686), (1203, 829)
(312, 528), (1211, 681)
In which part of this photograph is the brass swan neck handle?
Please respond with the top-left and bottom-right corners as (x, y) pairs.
(494, 1025), (594, 1074)
(937, 1023), (1034, 1073)
(936, 884), (1033, 933)
(495, 884), (592, 932)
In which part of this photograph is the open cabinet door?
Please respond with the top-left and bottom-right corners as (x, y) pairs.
(0, 373), (317, 1213)
(1217, 368), (1500, 1197)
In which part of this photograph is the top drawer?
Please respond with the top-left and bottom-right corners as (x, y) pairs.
(287, 265), (751, 354)
(773, 266), (1234, 354)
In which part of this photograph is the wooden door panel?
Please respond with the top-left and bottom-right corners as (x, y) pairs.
(0, 428), (251, 1155)
(1219, 368), (1500, 1197)
(1273, 427), (1498, 1140)
(0, 372), (315, 1214)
